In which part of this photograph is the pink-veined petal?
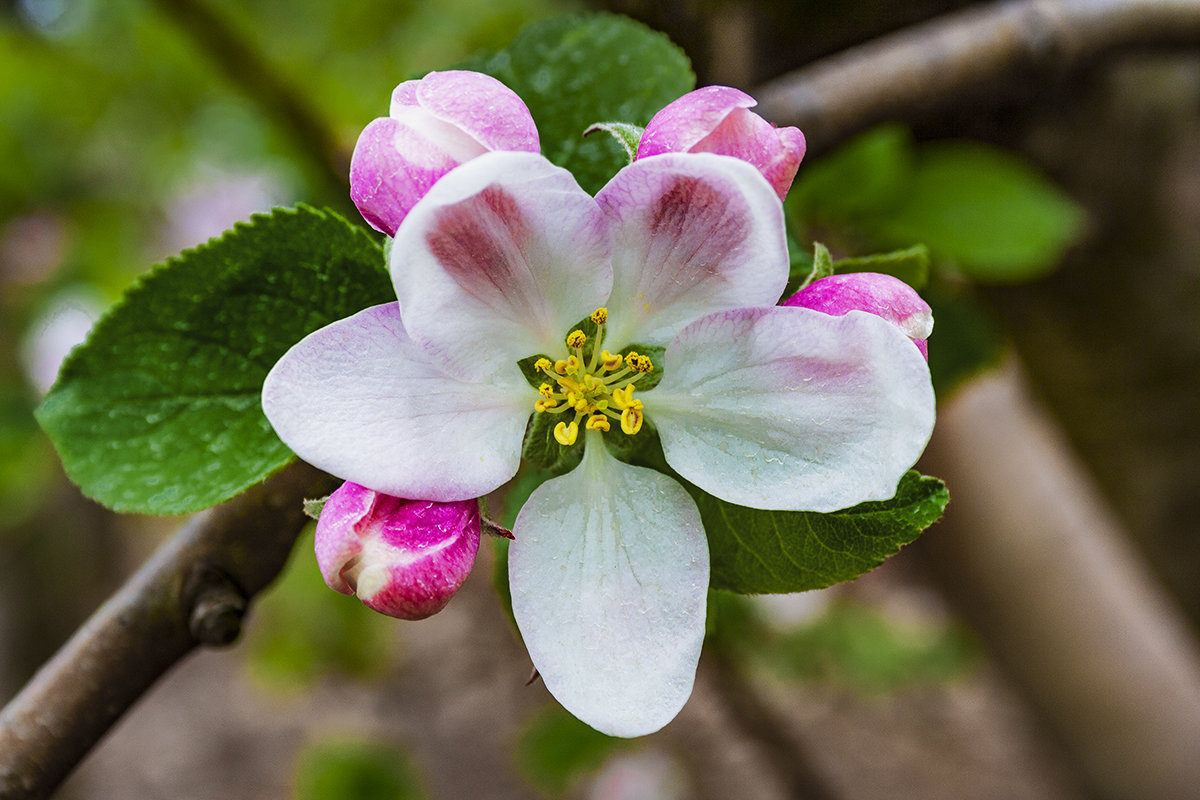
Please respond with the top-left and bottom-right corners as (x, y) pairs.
(692, 108), (806, 200)
(650, 306), (936, 512)
(597, 153), (788, 348)
(636, 85), (757, 157)
(402, 70), (539, 154)
(391, 151), (612, 378)
(510, 438), (709, 737)
(350, 116), (468, 237)
(262, 303), (529, 501)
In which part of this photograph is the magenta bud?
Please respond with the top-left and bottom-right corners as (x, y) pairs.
(636, 85), (806, 200)
(783, 273), (933, 359)
(314, 482), (482, 620)
(350, 70), (540, 236)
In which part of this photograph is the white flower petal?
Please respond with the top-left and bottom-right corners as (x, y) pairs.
(651, 306), (936, 512)
(510, 439), (709, 737)
(262, 303), (529, 501)
(391, 151), (612, 379)
(596, 153), (788, 348)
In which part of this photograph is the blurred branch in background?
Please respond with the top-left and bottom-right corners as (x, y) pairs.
(754, 0), (1200, 158)
(0, 462), (338, 800)
(146, 0), (352, 207)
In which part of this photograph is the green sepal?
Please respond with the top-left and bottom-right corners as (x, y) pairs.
(796, 241), (835, 290)
(520, 410), (583, 476)
(835, 244), (930, 289)
(36, 205), (392, 514)
(583, 121), (644, 164)
(615, 342), (665, 391)
(691, 471), (949, 594)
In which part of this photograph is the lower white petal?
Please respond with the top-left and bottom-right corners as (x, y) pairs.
(262, 303), (529, 501)
(651, 306), (936, 512)
(510, 437), (709, 737)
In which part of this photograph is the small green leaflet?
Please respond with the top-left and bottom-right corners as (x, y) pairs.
(692, 471), (949, 594)
(583, 121), (645, 164)
(459, 13), (695, 194)
(36, 205), (393, 514)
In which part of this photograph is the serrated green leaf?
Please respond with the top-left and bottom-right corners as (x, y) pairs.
(693, 471), (948, 594)
(834, 244), (930, 289)
(36, 205), (392, 514)
(884, 142), (1085, 282)
(461, 13), (694, 193)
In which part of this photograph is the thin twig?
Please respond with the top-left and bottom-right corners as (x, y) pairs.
(755, 0), (1200, 157)
(0, 461), (338, 800)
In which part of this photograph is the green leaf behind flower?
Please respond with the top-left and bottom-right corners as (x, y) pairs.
(36, 205), (392, 514)
(694, 471), (949, 594)
(460, 13), (695, 193)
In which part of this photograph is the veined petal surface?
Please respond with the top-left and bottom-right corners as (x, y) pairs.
(262, 303), (529, 501)
(392, 152), (612, 378)
(597, 153), (788, 348)
(396, 70), (539, 154)
(510, 438), (709, 738)
(636, 85), (757, 157)
(651, 306), (936, 512)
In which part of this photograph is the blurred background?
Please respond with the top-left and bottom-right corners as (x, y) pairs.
(2, 0), (1199, 798)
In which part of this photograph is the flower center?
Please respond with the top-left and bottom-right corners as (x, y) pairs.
(531, 307), (653, 446)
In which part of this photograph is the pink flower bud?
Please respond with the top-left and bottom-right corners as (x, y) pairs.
(350, 70), (540, 236)
(783, 273), (933, 359)
(315, 482), (482, 620)
(636, 85), (806, 200)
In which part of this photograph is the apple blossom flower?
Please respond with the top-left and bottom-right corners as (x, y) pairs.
(315, 481), (481, 620)
(784, 272), (933, 359)
(263, 146), (935, 737)
(350, 70), (540, 236)
(636, 85), (806, 200)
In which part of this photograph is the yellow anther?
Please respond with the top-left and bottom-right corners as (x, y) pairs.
(554, 420), (579, 446)
(538, 383), (554, 400)
(630, 353), (654, 373)
(620, 405), (644, 435)
(586, 414), (610, 432)
(565, 355), (581, 372)
(534, 398), (558, 412)
(573, 396), (590, 413)
(554, 359), (569, 375)
(611, 385), (636, 409)
(534, 357), (553, 373)
(583, 374), (602, 391)
(601, 350), (623, 371)
(590, 307), (608, 325)
(566, 329), (586, 349)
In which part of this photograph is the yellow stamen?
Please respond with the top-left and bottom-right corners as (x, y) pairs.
(611, 385), (636, 409)
(585, 414), (610, 431)
(554, 359), (569, 375)
(554, 420), (579, 446)
(566, 329), (586, 349)
(534, 357), (553, 373)
(590, 307), (608, 325)
(600, 350), (623, 371)
(620, 405), (644, 435)
(629, 353), (653, 373)
(534, 398), (558, 412)
(538, 383), (554, 400)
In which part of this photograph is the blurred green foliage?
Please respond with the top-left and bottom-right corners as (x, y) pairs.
(247, 527), (396, 689)
(516, 704), (629, 797)
(293, 737), (425, 800)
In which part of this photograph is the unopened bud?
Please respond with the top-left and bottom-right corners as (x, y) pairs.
(314, 482), (481, 620)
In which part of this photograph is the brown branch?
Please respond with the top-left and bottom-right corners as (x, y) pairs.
(0, 461), (338, 800)
(755, 0), (1200, 157)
